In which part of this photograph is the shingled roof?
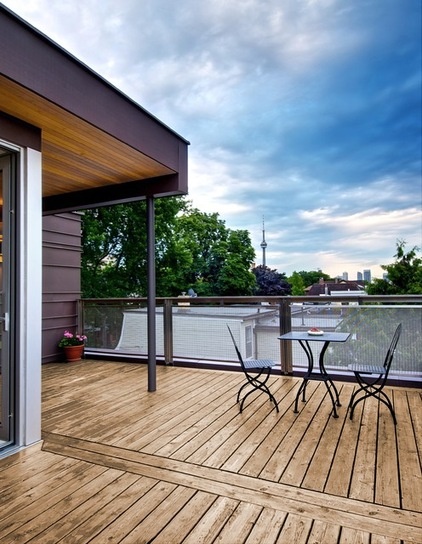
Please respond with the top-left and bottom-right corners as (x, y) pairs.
(306, 279), (365, 296)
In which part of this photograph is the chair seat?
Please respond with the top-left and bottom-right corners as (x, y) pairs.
(243, 359), (275, 370)
(348, 364), (385, 374)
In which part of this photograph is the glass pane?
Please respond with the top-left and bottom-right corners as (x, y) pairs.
(0, 152), (11, 446)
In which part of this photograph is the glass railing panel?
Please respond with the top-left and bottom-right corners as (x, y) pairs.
(81, 297), (421, 381)
(83, 299), (147, 351)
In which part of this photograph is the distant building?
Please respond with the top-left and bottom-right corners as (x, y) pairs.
(363, 269), (372, 283)
(306, 278), (366, 297)
(342, 271), (349, 280)
(115, 306), (278, 361)
(357, 271), (363, 281)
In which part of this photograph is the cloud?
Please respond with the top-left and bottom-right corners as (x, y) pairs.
(3, 0), (421, 279)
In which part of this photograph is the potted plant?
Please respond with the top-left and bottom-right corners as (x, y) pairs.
(58, 330), (87, 362)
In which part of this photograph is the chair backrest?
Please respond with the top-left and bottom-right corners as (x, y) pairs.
(227, 325), (246, 370)
(383, 323), (402, 375)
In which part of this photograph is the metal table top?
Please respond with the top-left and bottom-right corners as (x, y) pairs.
(278, 331), (351, 343)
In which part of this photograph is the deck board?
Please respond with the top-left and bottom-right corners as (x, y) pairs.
(0, 360), (420, 543)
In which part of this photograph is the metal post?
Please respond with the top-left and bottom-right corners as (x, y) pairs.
(279, 298), (293, 374)
(146, 196), (156, 392)
(163, 298), (173, 365)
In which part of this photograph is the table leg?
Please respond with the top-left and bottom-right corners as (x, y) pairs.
(294, 340), (314, 412)
(319, 341), (341, 418)
(294, 340), (341, 418)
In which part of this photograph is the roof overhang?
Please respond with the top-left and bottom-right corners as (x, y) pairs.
(0, 5), (189, 214)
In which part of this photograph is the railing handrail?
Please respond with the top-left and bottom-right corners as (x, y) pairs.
(81, 294), (422, 304)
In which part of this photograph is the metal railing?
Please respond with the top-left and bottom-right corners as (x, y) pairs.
(80, 295), (422, 383)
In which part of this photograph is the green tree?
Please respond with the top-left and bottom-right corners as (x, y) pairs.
(174, 207), (256, 295)
(366, 240), (422, 295)
(216, 230), (256, 295)
(288, 271), (306, 295)
(252, 265), (291, 296)
(81, 198), (257, 297)
(81, 197), (187, 297)
(294, 270), (330, 288)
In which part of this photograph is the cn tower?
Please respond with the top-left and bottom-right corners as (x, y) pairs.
(260, 217), (267, 266)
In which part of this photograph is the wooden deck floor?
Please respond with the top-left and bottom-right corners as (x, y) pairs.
(0, 360), (421, 543)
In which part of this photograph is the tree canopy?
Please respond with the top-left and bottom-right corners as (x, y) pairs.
(252, 265), (291, 296)
(294, 270), (331, 288)
(288, 271), (306, 295)
(366, 240), (422, 295)
(81, 198), (257, 297)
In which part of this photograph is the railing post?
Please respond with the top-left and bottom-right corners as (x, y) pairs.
(163, 298), (173, 365)
(279, 298), (293, 374)
(77, 299), (83, 333)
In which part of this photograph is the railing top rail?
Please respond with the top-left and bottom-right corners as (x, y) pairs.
(81, 295), (422, 305)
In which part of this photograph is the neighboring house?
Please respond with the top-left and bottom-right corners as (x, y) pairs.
(114, 306), (278, 361)
(306, 278), (366, 297)
(0, 5), (188, 456)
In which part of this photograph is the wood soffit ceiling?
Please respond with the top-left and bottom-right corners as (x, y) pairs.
(0, 75), (175, 198)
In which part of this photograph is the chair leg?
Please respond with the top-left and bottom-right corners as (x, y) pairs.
(237, 382), (249, 404)
(377, 390), (397, 425)
(348, 386), (397, 424)
(237, 369), (279, 413)
(349, 391), (365, 421)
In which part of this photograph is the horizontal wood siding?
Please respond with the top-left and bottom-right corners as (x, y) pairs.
(42, 212), (81, 363)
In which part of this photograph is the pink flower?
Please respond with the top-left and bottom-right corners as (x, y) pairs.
(58, 330), (87, 348)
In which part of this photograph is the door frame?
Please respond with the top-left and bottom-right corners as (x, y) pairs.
(0, 139), (42, 456)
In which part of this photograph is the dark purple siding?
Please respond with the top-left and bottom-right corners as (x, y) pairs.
(42, 213), (82, 363)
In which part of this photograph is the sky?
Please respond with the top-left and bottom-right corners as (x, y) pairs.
(3, 0), (421, 279)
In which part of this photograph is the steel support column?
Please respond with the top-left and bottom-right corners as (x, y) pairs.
(146, 196), (156, 391)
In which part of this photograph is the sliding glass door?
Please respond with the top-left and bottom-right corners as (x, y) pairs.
(0, 150), (15, 448)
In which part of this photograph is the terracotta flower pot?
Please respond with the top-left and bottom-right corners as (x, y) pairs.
(63, 344), (84, 362)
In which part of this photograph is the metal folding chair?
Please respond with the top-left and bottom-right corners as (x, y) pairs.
(347, 323), (402, 424)
(227, 325), (279, 413)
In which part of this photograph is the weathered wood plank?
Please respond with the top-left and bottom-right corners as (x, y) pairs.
(275, 513), (313, 544)
(182, 496), (240, 543)
(376, 403), (400, 508)
(41, 433), (421, 542)
(349, 397), (378, 502)
(0, 464), (112, 542)
(2, 362), (419, 544)
(338, 526), (370, 543)
(150, 490), (218, 544)
(324, 390), (362, 496)
(27, 472), (142, 544)
(394, 390), (422, 511)
(118, 486), (197, 543)
(244, 508), (287, 543)
(209, 502), (263, 543)
(57, 476), (158, 544)
(306, 520), (341, 543)
(87, 480), (179, 543)
(258, 381), (324, 482)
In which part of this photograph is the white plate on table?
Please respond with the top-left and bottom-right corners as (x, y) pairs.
(308, 330), (324, 336)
